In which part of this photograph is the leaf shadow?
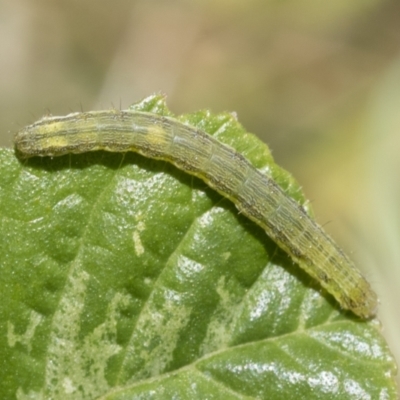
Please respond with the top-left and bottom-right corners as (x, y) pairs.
(17, 150), (348, 320)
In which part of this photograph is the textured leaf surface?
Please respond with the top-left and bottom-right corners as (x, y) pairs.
(0, 95), (397, 399)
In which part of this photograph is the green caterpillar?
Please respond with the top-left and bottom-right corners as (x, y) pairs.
(14, 109), (378, 318)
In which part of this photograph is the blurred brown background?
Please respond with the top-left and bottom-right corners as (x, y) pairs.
(1, 0), (399, 384)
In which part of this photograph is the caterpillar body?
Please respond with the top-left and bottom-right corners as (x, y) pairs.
(14, 109), (378, 318)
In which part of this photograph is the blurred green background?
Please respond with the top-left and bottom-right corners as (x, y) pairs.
(1, 0), (399, 385)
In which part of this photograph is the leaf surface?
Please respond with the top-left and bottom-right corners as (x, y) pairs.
(0, 95), (397, 399)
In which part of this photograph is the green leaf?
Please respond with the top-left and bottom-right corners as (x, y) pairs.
(0, 95), (397, 399)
